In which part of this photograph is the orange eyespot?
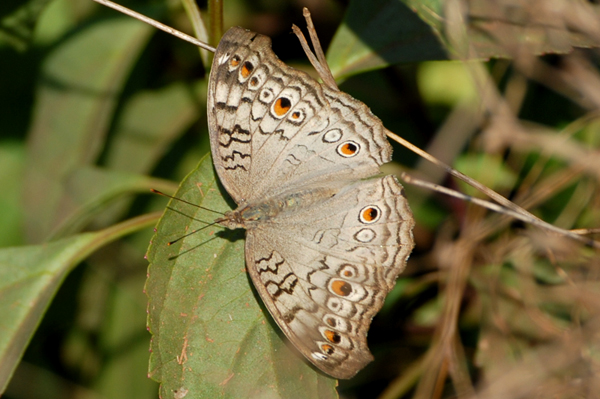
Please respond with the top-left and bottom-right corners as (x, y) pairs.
(273, 97), (292, 116)
(230, 56), (241, 67)
(337, 141), (359, 157)
(241, 61), (254, 78)
(362, 207), (378, 221)
(331, 280), (352, 297)
(325, 317), (336, 327)
(324, 330), (341, 344)
(291, 111), (301, 119)
(250, 77), (259, 86)
(359, 205), (381, 224)
(343, 270), (352, 277)
(321, 344), (334, 355)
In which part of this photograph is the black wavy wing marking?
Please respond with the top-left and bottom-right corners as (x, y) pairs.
(208, 27), (264, 202)
(243, 177), (414, 379)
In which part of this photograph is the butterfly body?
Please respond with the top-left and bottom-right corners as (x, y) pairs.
(217, 185), (340, 229)
(208, 26), (415, 379)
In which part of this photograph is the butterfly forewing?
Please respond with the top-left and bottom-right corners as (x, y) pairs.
(208, 27), (393, 202)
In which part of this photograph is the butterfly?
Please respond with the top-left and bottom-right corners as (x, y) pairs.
(205, 25), (415, 379)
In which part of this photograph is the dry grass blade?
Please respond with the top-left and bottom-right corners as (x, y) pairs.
(291, 9), (339, 91)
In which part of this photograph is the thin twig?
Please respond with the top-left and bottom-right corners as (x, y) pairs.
(401, 172), (600, 249)
(92, 0), (216, 52)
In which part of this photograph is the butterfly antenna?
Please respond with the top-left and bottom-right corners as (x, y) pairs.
(151, 189), (227, 247)
(151, 189), (225, 216)
(165, 206), (214, 225)
(168, 221), (222, 246)
(168, 236), (220, 260)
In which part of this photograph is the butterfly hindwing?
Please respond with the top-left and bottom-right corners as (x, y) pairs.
(244, 176), (414, 378)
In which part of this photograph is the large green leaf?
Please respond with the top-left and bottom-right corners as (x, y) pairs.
(23, 17), (152, 243)
(46, 165), (172, 238)
(105, 80), (208, 175)
(146, 155), (338, 398)
(0, 213), (158, 393)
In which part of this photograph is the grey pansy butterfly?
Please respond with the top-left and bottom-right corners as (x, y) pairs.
(207, 26), (415, 379)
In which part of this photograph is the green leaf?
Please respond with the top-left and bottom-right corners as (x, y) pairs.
(0, 213), (158, 393)
(0, 140), (25, 247)
(0, 0), (53, 50)
(23, 17), (153, 243)
(146, 155), (338, 398)
(47, 166), (165, 239)
(105, 80), (208, 174)
(44, 79), (209, 238)
(327, 0), (447, 80)
(93, 274), (159, 399)
(417, 61), (479, 106)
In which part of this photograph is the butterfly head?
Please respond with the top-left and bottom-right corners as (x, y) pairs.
(215, 210), (246, 230)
